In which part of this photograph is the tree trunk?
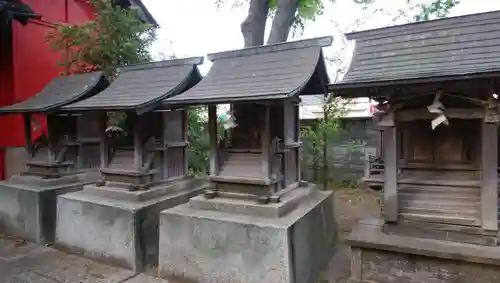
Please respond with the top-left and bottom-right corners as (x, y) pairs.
(240, 0), (270, 47)
(266, 0), (299, 44)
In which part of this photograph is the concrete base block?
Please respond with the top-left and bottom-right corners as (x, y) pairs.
(346, 217), (500, 283)
(0, 172), (99, 244)
(54, 178), (207, 272)
(158, 186), (337, 283)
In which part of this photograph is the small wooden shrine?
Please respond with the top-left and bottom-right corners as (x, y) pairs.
(329, 11), (500, 247)
(0, 72), (109, 179)
(327, 11), (500, 283)
(61, 58), (203, 190)
(56, 57), (205, 271)
(164, 37), (332, 203)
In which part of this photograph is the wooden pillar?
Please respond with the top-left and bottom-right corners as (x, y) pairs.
(295, 102), (301, 181)
(132, 114), (143, 171)
(377, 129), (383, 158)
(23, 113), (33, 157)
(99, 112), (109, 168)
(182, 109), (189, 176)
(261, 105), (270, 178)
(208, 105), (218, 176)
(283, 100), (293, 145)
(161, 112), (169, 179)
(383, 124), (398, 222)
(73, 114), (82, 170)
(481, 121), (498, 231)
(283, 100), (293, 186)
(323, 92), (329, 190)
(46, 114), (58, 164)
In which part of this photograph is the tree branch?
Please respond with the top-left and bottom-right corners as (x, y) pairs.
(240, 0), (270, 47)
(266, 0), (299, 44)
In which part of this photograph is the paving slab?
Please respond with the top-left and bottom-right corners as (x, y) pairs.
(125, 274), (170, 283)
(0, 235), (168, 283)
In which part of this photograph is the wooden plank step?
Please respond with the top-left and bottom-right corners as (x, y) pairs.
(400, 213), (480, 226)
(398, 185), (479, 195)
(400, 199), (480, 208)
(399, 192), (480, 201)
(399, 206), (480, 217)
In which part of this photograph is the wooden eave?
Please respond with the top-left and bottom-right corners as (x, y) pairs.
(61, 57), (204, 114)
(0, 71), (108, 115)
(162, 36), (333, 107)
(329, 10), (500, 98)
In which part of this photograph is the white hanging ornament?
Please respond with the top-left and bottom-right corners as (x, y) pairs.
(427, 91), (448, 130)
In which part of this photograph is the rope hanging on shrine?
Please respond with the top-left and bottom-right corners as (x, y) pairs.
(372, 90), (500, 129)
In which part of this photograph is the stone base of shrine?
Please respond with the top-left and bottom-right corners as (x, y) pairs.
(54, 177), (207, 272)
(0, 172), (99, 244)
(158, 184), (337, 283)
(346, 217), (500, 283)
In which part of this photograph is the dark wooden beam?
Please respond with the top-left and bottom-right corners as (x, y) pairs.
(99, 112), (109, 168)
(23, 113), (32, 157)
(182, 109), (188, 176)
(261, 105), (270, 179)
(396, 108), (485, 121)
(132, 114), (143, 171)
(208, 105), (218, 176)
(46, 114), (58, 164)
(294, 102), (301, 182)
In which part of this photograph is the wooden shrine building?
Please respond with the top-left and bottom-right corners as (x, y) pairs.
(163, 36), (332, 203)
(0, 72), (109, 179)
(328, 11), (500, 246)
(60, 58), (203, 190)
(0, 71), (109, 244)
(55, 57), (205, 271)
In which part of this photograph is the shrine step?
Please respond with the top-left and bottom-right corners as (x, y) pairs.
(383, 220), (497, 246)
(108, 150), (135, 170)
(219, 152), (265, 179)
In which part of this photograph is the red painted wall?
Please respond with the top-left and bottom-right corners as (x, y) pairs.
(0, 0), (97, 179)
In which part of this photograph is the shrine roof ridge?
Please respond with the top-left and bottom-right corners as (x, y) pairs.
(207, 36), (333, 61)
(328, 10), (500, 97)
(162, 36), (331, 105)
(0, 71), (108, 114)
(117, 56), (204, 73)
(346, 10), (500, 41)
(61, 57), (203, 114)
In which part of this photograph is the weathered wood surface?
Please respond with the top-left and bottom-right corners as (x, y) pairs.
(208, 105), (218, 176)
(383, 126), (398, 222)
(481, 122), (498, 231)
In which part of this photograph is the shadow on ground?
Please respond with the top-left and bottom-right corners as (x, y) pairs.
(318, 187), (382, 283)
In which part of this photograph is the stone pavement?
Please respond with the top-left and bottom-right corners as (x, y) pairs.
(0, 235), (168, 283)
(0, 234), (352, 283)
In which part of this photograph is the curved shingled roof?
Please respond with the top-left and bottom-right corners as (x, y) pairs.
(163, 36), (332, 105)
(62, 57), (204, 114)
(0, 71), (108, 114)
(329, 10), (500, 96)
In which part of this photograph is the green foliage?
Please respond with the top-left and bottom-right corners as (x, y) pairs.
(412, 0), (459, 22)
(45, 0), (156, 74)
(187, 107), (211, 176)
(186, 107), (227, 176)
(300, 95), (350, 183)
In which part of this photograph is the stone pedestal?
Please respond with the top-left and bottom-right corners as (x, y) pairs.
(347, 217), (500, 283)
(54, 178), (206, 272)
(0, 172), (99, 244)
(158, 184), (337, 283)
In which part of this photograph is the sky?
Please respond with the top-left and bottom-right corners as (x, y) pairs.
(142, 0), (500, 77)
